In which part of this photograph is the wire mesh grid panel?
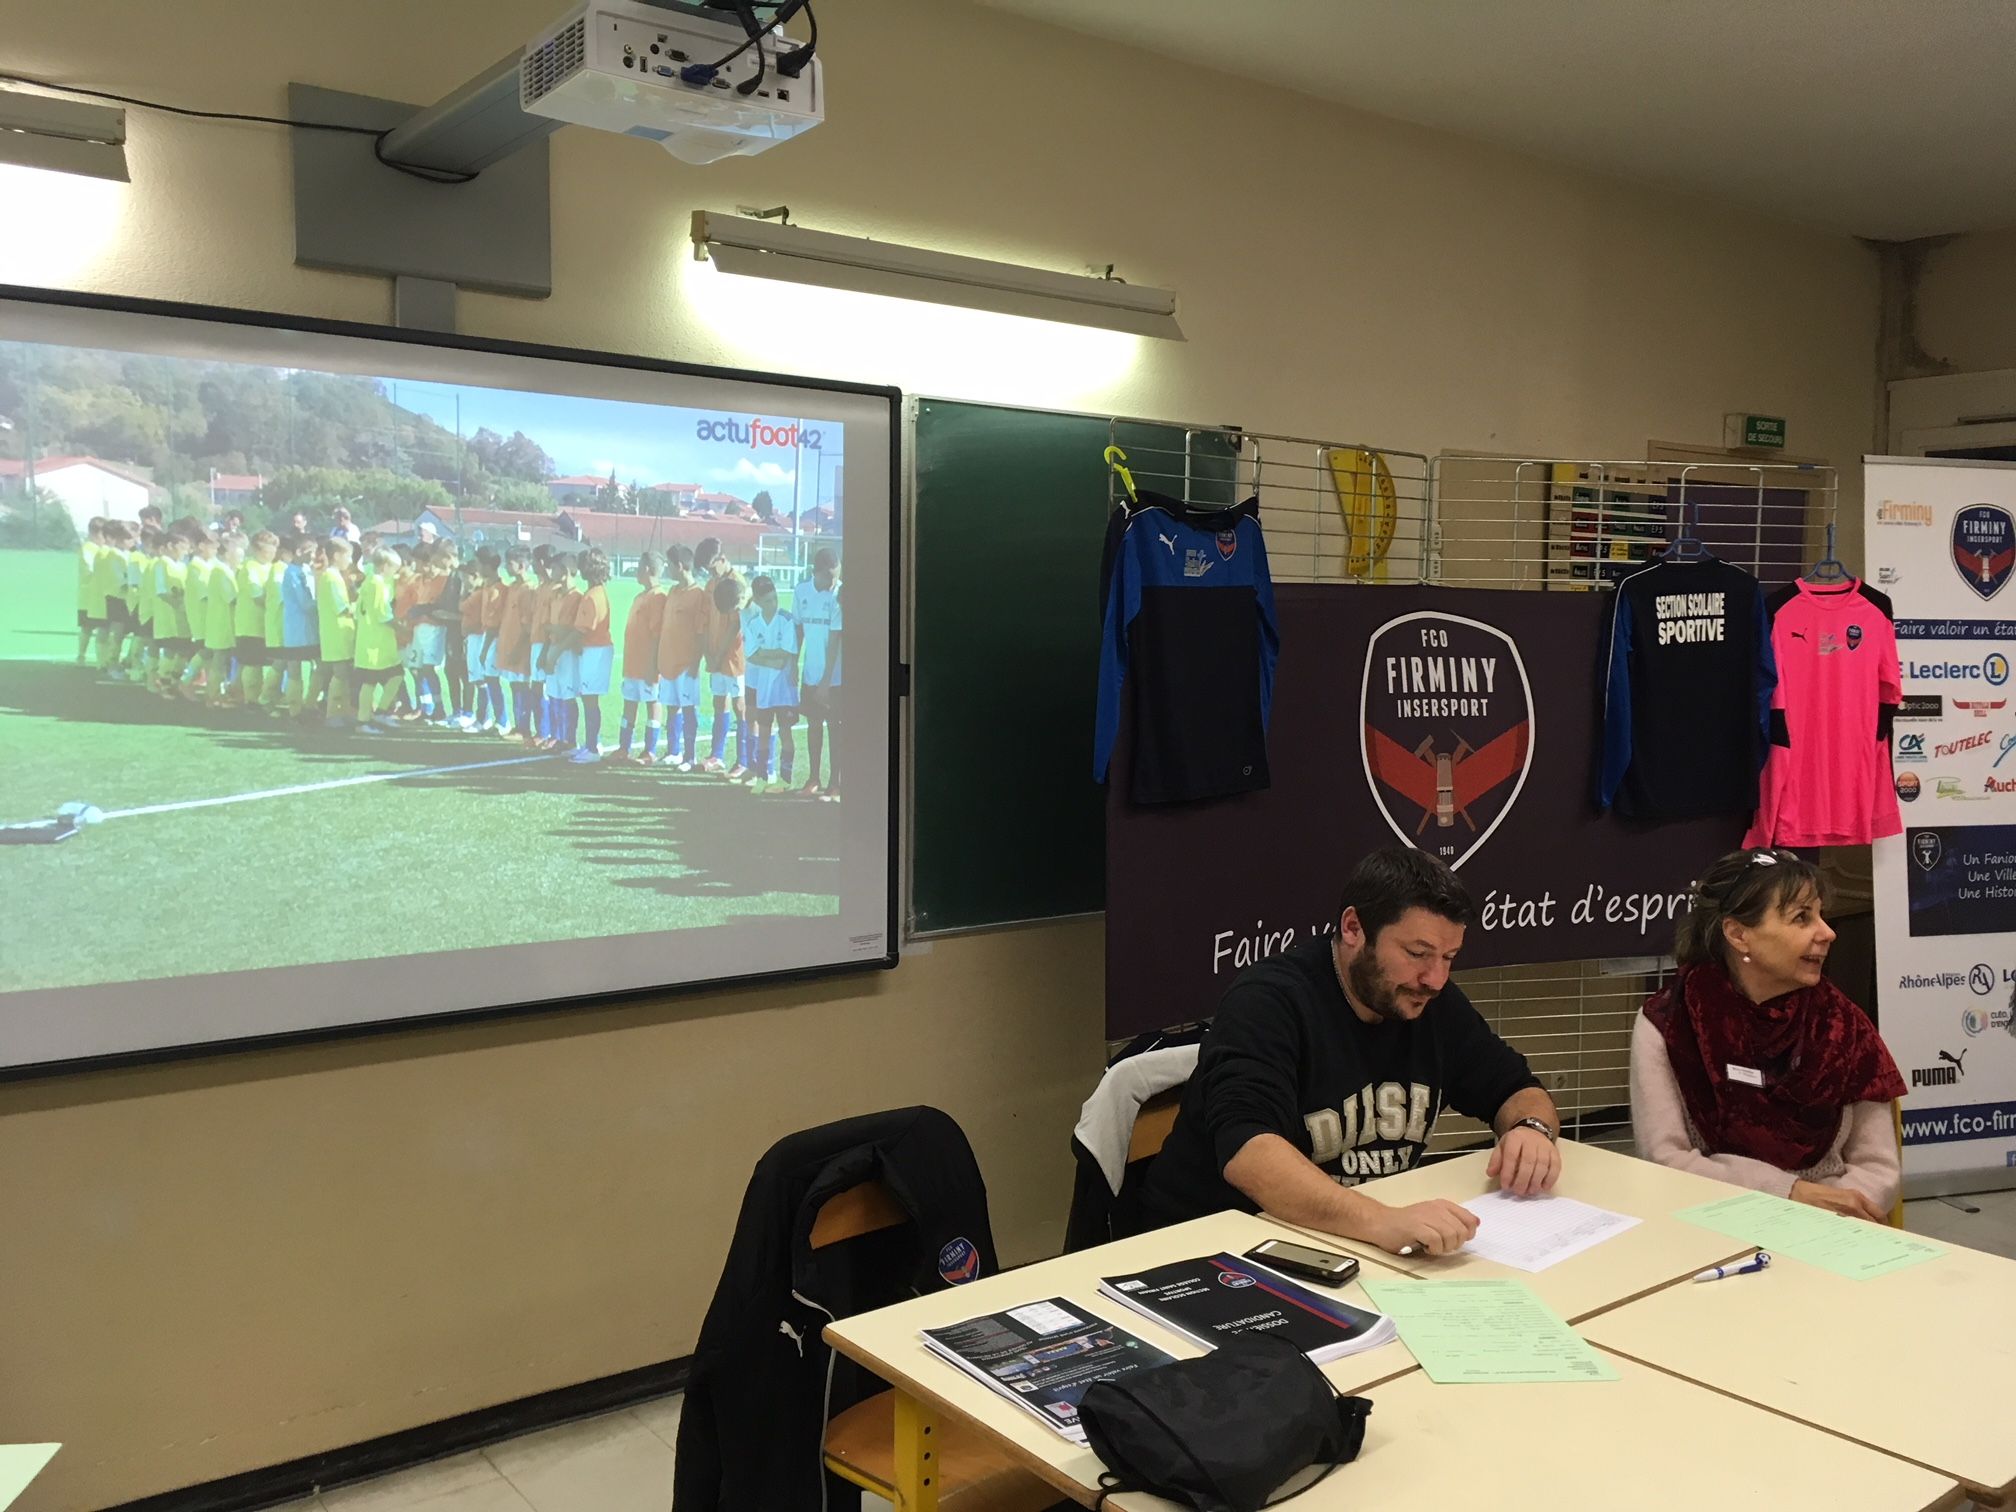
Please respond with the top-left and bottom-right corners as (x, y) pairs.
(1425, 959), (1682, 1156)
(1429, 454), (1839, 591)
(1104, 421), (1434, 586)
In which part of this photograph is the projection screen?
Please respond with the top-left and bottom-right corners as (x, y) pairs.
(0, 286), (897, 1075)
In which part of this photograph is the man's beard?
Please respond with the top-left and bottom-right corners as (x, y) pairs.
(1346, 949), (1412, 1024)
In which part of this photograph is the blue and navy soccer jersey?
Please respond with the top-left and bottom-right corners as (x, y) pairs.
(1096, 493), (1280, 804)
(1597, 556), (1775, 819)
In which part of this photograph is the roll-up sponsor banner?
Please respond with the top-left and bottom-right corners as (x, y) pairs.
(1867, 457), (2016, 1192)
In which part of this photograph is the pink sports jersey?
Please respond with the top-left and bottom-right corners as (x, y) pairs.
(1743, 580), (1901, 847)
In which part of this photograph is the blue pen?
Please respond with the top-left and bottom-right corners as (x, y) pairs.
(1693, 1251), (1770, 1283)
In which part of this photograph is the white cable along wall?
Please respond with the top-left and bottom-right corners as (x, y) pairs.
(1110, 426), (1839, 1152)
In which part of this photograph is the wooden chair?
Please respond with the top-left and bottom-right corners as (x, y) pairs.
(816, 1180), (1061, 1512)
(1888, 1100), (1906, 1229)
(1127, 1088), (1183, 1167)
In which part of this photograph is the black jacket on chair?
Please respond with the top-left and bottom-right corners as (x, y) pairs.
(672, 1106), (998, 1512)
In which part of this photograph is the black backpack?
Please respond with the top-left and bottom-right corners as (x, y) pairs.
(1080, 1334), (1372, 1512)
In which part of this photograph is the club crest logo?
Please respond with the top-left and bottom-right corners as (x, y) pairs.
(1216, 1268), (1257, 1288)
(1847, 623), (1863, 649)
(936, 1236), (982, 1285)
(1361, 611), (1534, 870)
(1216, 528), (1238, 560)
(1954, 505), (2015, 600)
(1912, 831), (1943, 872)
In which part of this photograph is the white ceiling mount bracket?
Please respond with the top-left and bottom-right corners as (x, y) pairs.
(289, 83), (553, 298)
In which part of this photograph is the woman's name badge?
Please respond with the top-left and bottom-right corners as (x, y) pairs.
(1726, 1064), (1765, 1087)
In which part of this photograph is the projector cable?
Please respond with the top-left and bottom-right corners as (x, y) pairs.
(0, 68), (480, 183)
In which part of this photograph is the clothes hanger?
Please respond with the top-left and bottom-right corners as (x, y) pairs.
(1663, 492), (1709, 561)
(1103, 444), (1139, 507)
(1802, 521), (1852, 586)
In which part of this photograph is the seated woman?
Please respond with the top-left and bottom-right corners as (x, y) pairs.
(1632, 848), (1905, 1220)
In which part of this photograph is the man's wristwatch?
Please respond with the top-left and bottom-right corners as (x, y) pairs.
(1502, 1117), (1558, 1143)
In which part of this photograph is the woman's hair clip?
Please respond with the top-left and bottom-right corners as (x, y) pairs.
(1750, 851), (1779, 866)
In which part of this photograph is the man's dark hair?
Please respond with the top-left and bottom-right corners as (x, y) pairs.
(1340, 846), (1473, 943)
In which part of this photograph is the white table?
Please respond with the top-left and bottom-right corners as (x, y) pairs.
(1584, 1236), (2016, 1504)
(823, 1209), (1418, 1509)
(1275, 1138), (1756, 1319)
(825, 1144), (1978, 1510)
(1101, 1349), (1960, 1512)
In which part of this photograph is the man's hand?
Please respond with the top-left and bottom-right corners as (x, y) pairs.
(1791, 1179), (1887, 1223)
(1487, 1126), (1561, 1197)
(1361, 1197), (1479, 1257)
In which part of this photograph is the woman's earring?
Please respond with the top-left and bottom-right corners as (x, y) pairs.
(1742, 954), (1751, 963)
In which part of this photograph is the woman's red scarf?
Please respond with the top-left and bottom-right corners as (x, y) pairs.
(1644, 963), (1906, 1171)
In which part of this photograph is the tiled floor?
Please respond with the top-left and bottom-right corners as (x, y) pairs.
(266, 1394), (683, 1512)
(263, 1394), (898, 1512)
(268, 1189), (2016, 1512)
(1901, 1184), (2016, 1255)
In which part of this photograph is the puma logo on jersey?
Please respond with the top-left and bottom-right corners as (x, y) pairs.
(1157, 532), (1178, 555)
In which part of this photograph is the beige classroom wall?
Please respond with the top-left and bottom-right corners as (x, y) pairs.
(1915, 228), (2016, 374)
(0, 2), (1878, 1507)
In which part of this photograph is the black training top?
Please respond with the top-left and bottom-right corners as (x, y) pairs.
(1139, 937), (1540, 1227)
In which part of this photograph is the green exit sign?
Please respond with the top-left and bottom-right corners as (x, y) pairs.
(1726, 413), (1787, 449)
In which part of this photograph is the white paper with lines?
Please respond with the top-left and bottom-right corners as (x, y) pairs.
(1459, 1190), (1642, 1272)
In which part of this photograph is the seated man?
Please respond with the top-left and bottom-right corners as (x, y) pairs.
(1139, 846), (1562, 1255)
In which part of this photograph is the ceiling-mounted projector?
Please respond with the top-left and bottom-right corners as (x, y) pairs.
(520, 0), (823, 165)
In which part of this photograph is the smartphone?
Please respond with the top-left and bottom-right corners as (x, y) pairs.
(1244, 1238), (1361, 1287)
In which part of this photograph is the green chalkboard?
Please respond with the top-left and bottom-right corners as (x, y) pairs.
(909, 400), (1236, 933)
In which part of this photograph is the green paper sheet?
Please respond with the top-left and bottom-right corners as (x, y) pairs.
(1359, 1278), (1617, 1384)
(1673, 1190), (1943, 1281)
(0, 1445), (59, 1512)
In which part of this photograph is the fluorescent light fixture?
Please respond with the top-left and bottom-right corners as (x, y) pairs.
(691, 212), (1182, 340)
(0, 88), (128, 182)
